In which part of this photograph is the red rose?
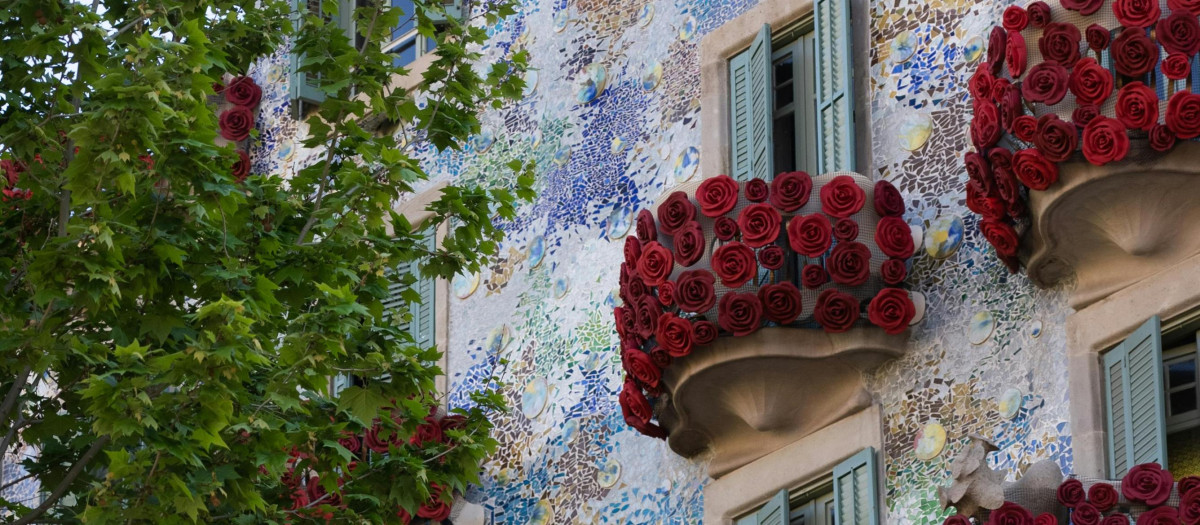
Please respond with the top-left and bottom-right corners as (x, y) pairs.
(814, 289), (860, 333)
(1171, 0), (1200, 16)
(1082, 116), (1130, 166)
(787, 213), (832, 257)
(1007, 31), (1028, 78)
(947, 516), (973, 525)
(622, 346), (662, 387)
(1069, 58), (1114, 106)
(1021, 62), (1070, 105)
(875, 217), (914, 259)
(1087, 24), (1111, 51)
(746, 178), (769, 202)
(833, 219), (859, 242)
(1164, 53), (1192, 80)
(1158, 13), (1200, 56)
(1074, 503), (1101, 525)
(232, 150), (251, 183)
(802, 264), (828, 288)
(1114, 0), (1161, 28)
(657, 191), (696, 235)
(637, 241), (674, 286)
(967, 183), (1009, 220)
(826, 241), (871, 286)
(1121, 463), (1173, 506)
(1116, 81), (1159, 131)
(675, 270), (716, 313)
(620, 263), (648, 303)
(970, 63), (996, 101)
(981, 218), (1020, 257)
(650, 347), (672, 368)
(1168, 91), (1200, 139)
(1063, 0), (1104, 15)
(696, 174), (739, 217)
(714, 216), (738, 241)
(881, 258), (907, 285)
(1013, 148), (1060, 190)
(364, 420), (395, 453)
(624, 236), (642, 268)
(1088, 483), (1119, 512)
(972, 101), (1003, 150)
(1028, 2), (1051, 28)
(225, 75), (263, 107)
(620, 378), (667, 439)
(820, 175), (866, 218)
(307, 474), (344, 507)
(737, 203), (782, 248)
(634, 294), (662, 339)
(987, 501), (1034, 525)
(867, 288), (914, 334)
(410, 416), (444, 446)
(999, 84), (1024, 131)
(988, 148), (1020, 204)
(396, 507), (412, 524)
(1073, 105), (1100, 128)
(1112, 28), (1158, 77)
(439, 414), (467, 433)
(718, 292), (763, 336)
(692, 320), (718, 345)
(657, 280), (676, 306)
(1035, 513), (1058, 525)
(989, 27), (1008, 74)
(338, 432), (362, 454)
(1180, 476), (1200, 495)
(219, 106), (255, 141)
(874, 180), (904, 217)
(711, 242), (757, 287)
(1035, 114), (1078, 162)
(636, 209), (657, 242)
(1137, 507), (1180, 525)
(1010, 116), (1036, 143)
(1102, 515), (1130, 525)
(673, 220), (705, 267)
(966, 151), (994, 194)
(769, 171), (813, 212)
(1003, 6), (1028, 31)
(1180, 487), (1200, 525)
(656, 312), (694, 357)
(1040, 23), (1081, 67)
(758, 282), (803, 324)
(758, 244), (785, 270)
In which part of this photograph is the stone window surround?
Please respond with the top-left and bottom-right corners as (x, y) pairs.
(394, 181), (452, 397)
(1066, 250), (1200, 479)
(697, 0), (873, 183)
(703, 405), (885, 524)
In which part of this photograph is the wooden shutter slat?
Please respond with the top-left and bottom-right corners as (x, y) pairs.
(833, 447), (880, 525)
(729, 48), (753, 180)
(748, 24), (774, 181)
(814, 0), (855, 173)
(753, 488), (789, 525)
(1104, 316), (1168, 476)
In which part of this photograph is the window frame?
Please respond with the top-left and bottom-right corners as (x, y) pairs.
(1164, 337), (1200, 433)
(768, 21), (818, 177)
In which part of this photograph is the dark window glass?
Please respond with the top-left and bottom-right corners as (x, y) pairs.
(774, 113), (796, 174)
(774, 54), (794, 110)
(392, 40), (417, 67)
(392, 0), (417, 41)
(1169, 358), (1197, 388)
(1170, 388), (1198, 416)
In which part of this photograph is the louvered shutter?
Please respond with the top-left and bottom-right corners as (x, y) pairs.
(814, 0), (855, 173)
(382, 258), (412, 338)
(384, 229), (437, 348)
(730, 24), (773, 181)
(331, 374), (352, 396)
(1103, 316), (1168, 477)
(833, 447), (880, 525)
(735, 489), (789, 525)
(290, 0), (356, 105)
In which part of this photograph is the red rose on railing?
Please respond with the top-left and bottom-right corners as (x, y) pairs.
(338, 432), (362, 454)
(656, 312), (695, 357)
(820, 175), (865, 218)
(970, 64), (995, 101)
(1181, 486), (1200, 524)
(967, 183), (1009, 220)
(1088, 483), (1118, 512)
(219, 106), (255, 141)
(1012, 115), (1037, 142)
(966, 151), (993, 192)
(881, 259), (907, 285)
(1003, 5), (1028, 30)
(712, 242), (757, 287)
(1035, 114), (1078, 162)
(1121, 463), (1173, 506)
(636, 209), (657, 242)
(696, 174), (739, 217)
(993, 75), (1014, 106)
(788, 213), (833, 257)
(225, 76), (263, 107)
(867, 288), (914, 334)
(1158, 13), (1200, 56)
(981, 218), (1020, 257)
(1112, 28), (1158, 77)
(1073, 503), (1101, 525)
(1164, 53), (1192, 80)
(814, 289), (860, 333)
(411, 416), (443, 446)
(802, 264), (828, 289)
(1168, 91), (1200, 139)
(1172, 0), (1200, 15)
(738, 203), (782, 248)
(364, 422), (393, 453)
(1040, 23), (1081, 66)
(675, 270), (716, 313)
(658, 280), (676, 306)
(1137, 507), (1180, 525)
(693, 320), (718, 345)
(1182, 476), (1200, 495)
(1100, 515), (1129, 525)
(622, 346), (662, 387)
(620, 378), (667, 439)
(718, 292), (763, 336)
(1086, 24), (1111, 51)
(769, 170), (813, 212)
(833, 219), (859, 242)
(714, 216), (738, 240)
(989, 27), (1007, 74)
(874, 180), (904, 217)
(972, 102), (1003, 150)
(1114, 0), (1161, 28)
(232, 150), (251, 183)
(758, 282), (803, 324)
(624, 236), (642, 268)
(634, 294), (661, 339)
(999, 85), (1023, 131)
(658, 191), (696, 234)
(746, 177), (769, 202)
(1069, 58), (1114, 106)
(988, 148), (1020, 204)
(1082, 116), (1130, 166)
(945, 515), (972, 525)
(674, 220), (705, 267)
(650, 347), (672, 368)
(1116, 82), (1158, 131)
(876, 217), (914, 259)
(1028, 1), (1051, 27)
(620, 263), (648, 302)
(987, 501), (1034, 525)
(1073, 104), (1100, 128)
(637, 241), (674, 286)
(1022, 62), (1070, 105)
(827, 241), (871, 286)
(1007, 31), (1028, 78)
(1033, 513), (1056, 525)
(1013, 148), (1059, 190)
(1063, 0), (1103, 15)
(758, 244), (785, 270)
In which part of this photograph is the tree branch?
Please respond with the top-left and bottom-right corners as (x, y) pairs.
(0, 365), (32, 429)
(10, 435), (110, 525)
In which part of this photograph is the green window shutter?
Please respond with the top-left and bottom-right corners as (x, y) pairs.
(814, 0), (855, 173)
(290, 0), (356, 106)
(1103, 315), (1168, 477)
(427, 0), (464, 24)
(735, 488), (789, 525)
(833, 447), (880, 525)
(730, 24), (774, 181)
(384, 229), (437, 348)
(331, 373), (352, 396)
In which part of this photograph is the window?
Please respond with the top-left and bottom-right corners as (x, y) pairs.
(735, 448), (879, 525)
(1102, 315), (1200, 478)
(290, 0), (356, 108)
(383, 0), (462, 68)
(728, 0), (854, 182)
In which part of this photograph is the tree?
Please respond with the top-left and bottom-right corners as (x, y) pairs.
(0, 0), (532, 522)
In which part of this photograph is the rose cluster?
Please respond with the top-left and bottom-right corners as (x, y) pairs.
(615, 172), (917, 439)
(1, 159), (32, 202)
(968, 1), (1200, 272)
(215, 75), (262, 183)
